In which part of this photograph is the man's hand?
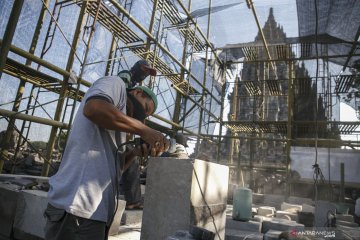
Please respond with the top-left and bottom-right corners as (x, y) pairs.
(140, 127), (169, 157)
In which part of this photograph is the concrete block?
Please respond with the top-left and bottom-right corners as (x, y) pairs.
(225, 216), (261, 232)
(288, 196), (314, 206)
(275, 211), (297, 221)
(261, 218), (304, 233)
(302, 204), (315, 213)
(141, 158), (229, 240)
(225, 229), (263, 240)
(257, 206), (275, 217)
(314, 201), (336, 227)
(108, 199), (126, 236)
(336, 214), (354, 222)
(263, 194), (285, 210)
(263, 230), (283, 240)
(13, 190), (48, 240)
(0, 183), (21, 239)
(280, 202), (302, 213)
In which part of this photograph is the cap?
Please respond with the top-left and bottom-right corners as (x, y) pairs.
(131, 86), (158, 113)
(136, 60), (157, 76)
(175, 133), (188, 147)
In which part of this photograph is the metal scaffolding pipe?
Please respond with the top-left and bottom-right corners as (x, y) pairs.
(107, 0), (221, 105)
(0, 0), (24, 78)
(174, 0), (222, 65)
(0, 108), (69, 128)
(0, 39), (91, 87)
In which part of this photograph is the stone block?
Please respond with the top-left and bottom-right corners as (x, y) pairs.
(280, 202), (302, 213)
(336, 220), (359, 227)
(336, 214), (354, 222)
(263, 194), (285, 210)
(225, 229), (263, 240)
(0, 183), (21, 239)
(257, 206), (275, 217)
(302, 204), (315, 213)
(13, 190), (48, 240)
(263, 230), (283, 240)
(108, 199), (126, 235)
(314, 201), (336, 227)
(275, 211), (298, 221)
(141, 158), (229, 240)
(261, 218), (304, 233)
(225, 216), (261, 232)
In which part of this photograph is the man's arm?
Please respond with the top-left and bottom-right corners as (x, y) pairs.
(83, 99), (167, 152)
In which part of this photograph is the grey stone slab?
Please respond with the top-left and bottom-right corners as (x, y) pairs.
(336, 220), (359, 227)
(225, 229), (263, 240)
(336, 225), (360, 240)
(13, 190), (48, 240)
(314, 201), (337, 227)
(261, 218), (304, 233)
(335, 214), (354, 222)
(141, 158), (229, 240)
(225, 216), (261, 232)
(108, 199), (126, 236)
(263, 230), (283, 240)
(0, 183), (21, 239)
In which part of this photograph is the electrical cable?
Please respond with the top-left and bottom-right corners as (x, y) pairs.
(313, 0), (322, 201)
(108, 140), (136, 229)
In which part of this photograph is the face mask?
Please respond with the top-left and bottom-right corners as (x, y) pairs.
(127, 92), (147, 122)
(130, 63), (148, 84)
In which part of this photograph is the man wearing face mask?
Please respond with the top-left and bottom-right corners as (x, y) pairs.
(44, 61), (167, 240)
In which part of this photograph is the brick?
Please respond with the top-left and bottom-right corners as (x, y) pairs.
(141, 158), (229, 240)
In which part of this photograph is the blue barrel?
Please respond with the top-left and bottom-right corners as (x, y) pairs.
(232, 187), (252, 221)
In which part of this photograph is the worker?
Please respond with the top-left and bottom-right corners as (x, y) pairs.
(44, 61), (167, 240)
